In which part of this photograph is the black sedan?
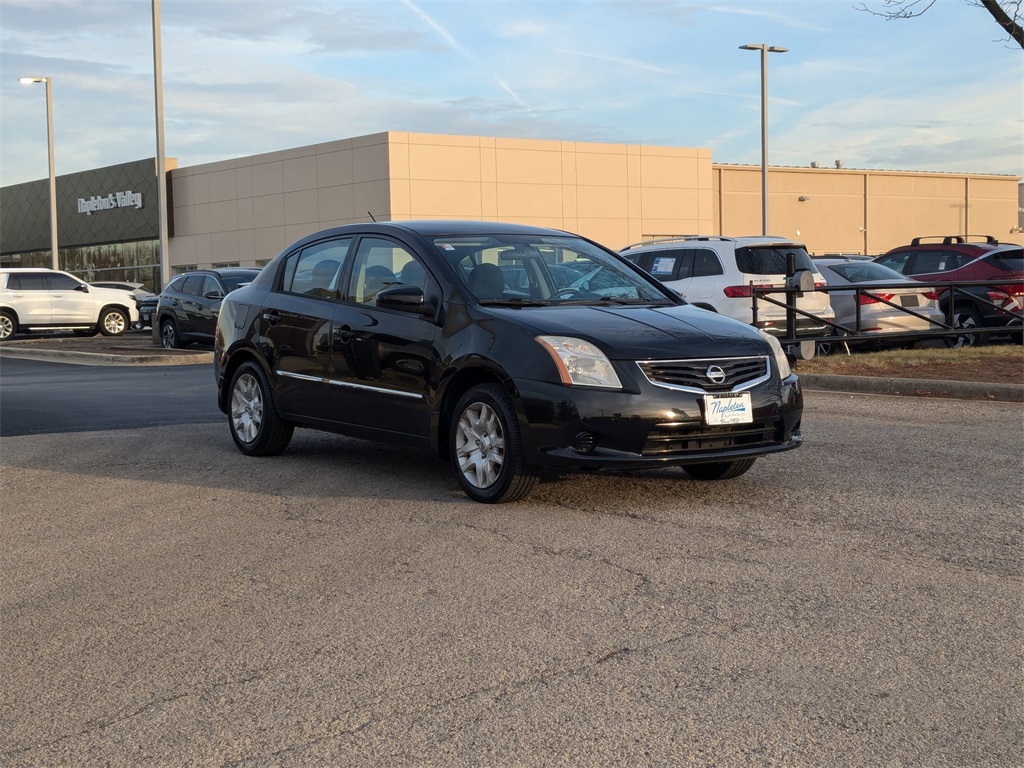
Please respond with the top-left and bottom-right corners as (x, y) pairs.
(154, 268), (260, 348)
(214, 221), (802, 503)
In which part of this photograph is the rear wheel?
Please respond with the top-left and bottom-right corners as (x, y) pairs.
(228, 361), (294, 456)
(943, 305), (982, 349)
(685, 458), (757, 481)
(98, 308), (128, 336)
(450, 384), (539, 503)
(0, 311), (18, 340)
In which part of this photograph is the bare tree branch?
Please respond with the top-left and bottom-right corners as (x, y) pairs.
(856, 0), (1024, 48)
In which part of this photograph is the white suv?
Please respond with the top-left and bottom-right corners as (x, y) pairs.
(0, 268), (140, 340)
(620, 236), (834, 338)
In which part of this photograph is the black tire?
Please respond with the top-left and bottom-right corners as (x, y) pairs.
(685, 458), (757, 481)
(160, 318), (184, 349)
(450, 384), (539, 503)
(943, 305), (982, 349)
(0, 310), (18, 340)
(98, 308), (129, 336)
(227, 361), (294, 456)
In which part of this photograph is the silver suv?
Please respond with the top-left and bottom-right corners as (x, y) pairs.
(0, 268), (140, 340)
(620, 235), (834, 338)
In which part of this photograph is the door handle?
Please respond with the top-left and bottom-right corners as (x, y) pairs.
(262, 311), (282, 326)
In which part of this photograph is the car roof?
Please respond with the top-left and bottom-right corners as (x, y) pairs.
(620, 235), (805, 252)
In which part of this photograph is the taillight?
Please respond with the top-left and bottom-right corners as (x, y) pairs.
(857, 292), (894, 305)
(724, 285), (752, 298)
(923, 290), (940, 300)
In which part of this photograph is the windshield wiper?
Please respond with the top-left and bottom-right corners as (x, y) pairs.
(478, 297), (549, 308)
(558, 295), (661, 305)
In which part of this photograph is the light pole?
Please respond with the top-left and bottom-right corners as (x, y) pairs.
(18, 76), (59, 270)
(739, 44), (787, 236)
(152, 0), (170, 289)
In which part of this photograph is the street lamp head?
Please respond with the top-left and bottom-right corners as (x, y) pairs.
(18, 76), (48, 84)
(739, 44), (788, 54)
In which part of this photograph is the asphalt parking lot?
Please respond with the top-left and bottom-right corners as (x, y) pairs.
(1, 368), (1021, 766)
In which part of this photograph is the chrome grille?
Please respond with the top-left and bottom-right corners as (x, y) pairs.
(636, 356), (771, 394)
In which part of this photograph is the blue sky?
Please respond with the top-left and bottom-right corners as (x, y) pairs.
(1, 0), (1021, 187)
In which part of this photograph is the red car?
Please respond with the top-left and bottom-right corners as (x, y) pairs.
(875, 235), (1023, 347)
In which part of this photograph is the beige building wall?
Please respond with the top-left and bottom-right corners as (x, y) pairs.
(168, 130), (1021, 270)
(714, 165), (1023, 254)
(169, 134), (393, 268)
(169, 131), (715, 267)
(384, 132), (714, 249)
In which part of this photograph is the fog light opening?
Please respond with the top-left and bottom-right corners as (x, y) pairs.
(573, 432), (596, 453)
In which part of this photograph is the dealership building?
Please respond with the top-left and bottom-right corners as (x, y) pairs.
(2, 130), (1021, 291)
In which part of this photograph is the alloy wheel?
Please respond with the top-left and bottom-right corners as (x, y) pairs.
(231, 372), (264, 444)
(161, 322), (177, 349)
(102, 311), (126, 335)
(455, 401), (506, 489)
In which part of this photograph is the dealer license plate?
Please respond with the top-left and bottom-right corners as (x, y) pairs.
(703, 392), (753, 426)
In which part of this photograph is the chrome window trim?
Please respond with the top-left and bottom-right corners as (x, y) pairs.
(635, 356), (771, 394)
(276, 369), (424, 400)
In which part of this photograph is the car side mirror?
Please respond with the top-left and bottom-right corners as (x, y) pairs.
(205, 290), (225, 300)
(76, 284), (89, 293)
(376, 285), (432, 314)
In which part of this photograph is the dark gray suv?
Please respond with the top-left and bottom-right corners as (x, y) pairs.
(153, 268), (260, 348)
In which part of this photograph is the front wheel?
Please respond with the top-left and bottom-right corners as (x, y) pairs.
(685, 458), (757, 481)
(0, 310), (18, 340)
(98, 308), (128, 336)
(160, 318), (184, 349)
(228, 361), (294, 456)
(450, 384), (539, 503)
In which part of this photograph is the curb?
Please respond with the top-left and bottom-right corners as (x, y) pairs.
(799, 373), (1023, 402)
(0, 347), (213, 367)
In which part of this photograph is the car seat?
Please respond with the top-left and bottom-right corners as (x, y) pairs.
(467, 263), (505, 300)
(400, 260), (426, 291)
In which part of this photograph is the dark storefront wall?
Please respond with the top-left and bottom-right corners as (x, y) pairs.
(0, 158), (166, 290)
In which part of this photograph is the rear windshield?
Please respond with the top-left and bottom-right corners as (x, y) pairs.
(735, 246), (815, 275)
(221, 271), (261, 292)
(986, 248), (1024, 272)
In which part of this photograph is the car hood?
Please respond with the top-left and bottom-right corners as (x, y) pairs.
(484, 304), (769, 360)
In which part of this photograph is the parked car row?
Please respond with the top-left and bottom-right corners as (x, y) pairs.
(621, 233), (1022, 353)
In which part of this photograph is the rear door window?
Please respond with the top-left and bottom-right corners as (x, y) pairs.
(692, 249), (724, 277)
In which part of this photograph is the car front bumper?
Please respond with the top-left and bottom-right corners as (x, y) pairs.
(512, 374), (803, 470)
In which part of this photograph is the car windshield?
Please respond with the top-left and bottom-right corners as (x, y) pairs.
(736, 245), (816, 275)
(432, 234), (673, 305)
(825, 261), (909, 283)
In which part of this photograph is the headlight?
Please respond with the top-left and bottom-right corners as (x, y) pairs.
(536, 336), (622, 389)
(758, 329), (792, 379)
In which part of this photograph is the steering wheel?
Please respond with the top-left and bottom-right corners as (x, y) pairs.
(552, 288), (584, 299)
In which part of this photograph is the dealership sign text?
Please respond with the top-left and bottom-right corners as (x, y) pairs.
(77, 190), (143, 215)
